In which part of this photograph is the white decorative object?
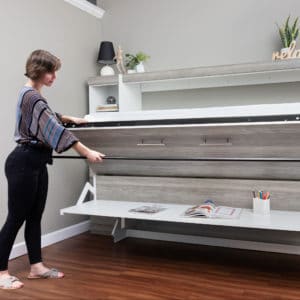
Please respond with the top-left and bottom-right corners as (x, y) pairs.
(114, 45), (126, 74)
(272, 40), (300, 60)
(100, 65), (115, 76)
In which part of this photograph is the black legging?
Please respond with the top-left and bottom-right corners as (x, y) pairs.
(0, 144), (52, 271)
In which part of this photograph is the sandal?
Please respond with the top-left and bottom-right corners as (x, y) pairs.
(27, 268), (64, 279)
(0, 275), (24, 289)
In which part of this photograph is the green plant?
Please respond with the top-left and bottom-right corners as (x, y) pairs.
(125, 51), (150, 69)
(276, 15), (299, 48)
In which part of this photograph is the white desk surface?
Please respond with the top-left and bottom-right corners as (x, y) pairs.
(60, 199), (300, 232)
(84, 102), (300, 123)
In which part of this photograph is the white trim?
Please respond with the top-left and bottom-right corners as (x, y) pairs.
(9, 220), (90, 260)
(63, 0), (105, 19)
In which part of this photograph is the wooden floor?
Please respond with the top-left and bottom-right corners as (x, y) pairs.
(1, 232), (300, 299)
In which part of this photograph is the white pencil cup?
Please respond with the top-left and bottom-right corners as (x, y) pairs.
(253, 197), (270, 215)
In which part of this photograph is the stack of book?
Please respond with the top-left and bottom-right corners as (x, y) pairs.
(96, 104), (119, 112)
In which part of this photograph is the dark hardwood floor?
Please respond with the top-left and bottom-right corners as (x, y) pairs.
(1, 232), (300, 299)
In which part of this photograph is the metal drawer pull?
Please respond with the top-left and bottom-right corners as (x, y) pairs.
(200, 137), (232, 146)
(137, 138), (166, 146)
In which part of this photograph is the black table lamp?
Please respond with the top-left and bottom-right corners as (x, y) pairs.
(97, 41), (116, 76)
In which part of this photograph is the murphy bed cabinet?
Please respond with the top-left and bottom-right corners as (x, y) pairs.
(60, 60), (300, 254)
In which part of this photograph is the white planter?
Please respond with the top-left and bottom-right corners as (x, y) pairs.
(135, 62), (145, 73)
(127, 69), (136, 74)
(280, 47), (290, 55)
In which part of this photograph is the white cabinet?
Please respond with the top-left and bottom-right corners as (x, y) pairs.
(86, 59), (300, 116)
(87, 74), (141, 113)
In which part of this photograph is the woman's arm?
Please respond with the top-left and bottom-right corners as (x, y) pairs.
(33, 101), (105, 160)
(72, 141), (106, 163)
(61, 115), (106, 162)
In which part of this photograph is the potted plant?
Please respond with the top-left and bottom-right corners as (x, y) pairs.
(276, 15), (299, 54)
(125, 52), (150, 73)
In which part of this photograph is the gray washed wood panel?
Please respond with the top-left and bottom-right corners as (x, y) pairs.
(89, 160), (300, 180)
(72, 123), (300, 159)
(87, 75), (118, 86)
(95, 175), (300, 211)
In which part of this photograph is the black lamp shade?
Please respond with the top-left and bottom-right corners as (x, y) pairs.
(97, 41), (116, 64)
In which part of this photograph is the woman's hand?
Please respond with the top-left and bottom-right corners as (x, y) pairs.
(61, 115), (88, 125)
(68, 116), (88, 124)
(86, 150), (106, 163)
(72, 141), (106, 163)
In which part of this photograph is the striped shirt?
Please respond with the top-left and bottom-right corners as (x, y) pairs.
(14, 86), (79, 153)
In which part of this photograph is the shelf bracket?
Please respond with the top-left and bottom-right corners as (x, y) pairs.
(112, 218), (127, 243)
(76, 168), (97, 205)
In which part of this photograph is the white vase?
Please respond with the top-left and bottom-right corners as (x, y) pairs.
(135, 62), (145, 73)
(280, 46), (290, 55)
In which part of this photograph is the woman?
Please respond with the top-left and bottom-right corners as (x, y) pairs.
(0, 49), (105, 289)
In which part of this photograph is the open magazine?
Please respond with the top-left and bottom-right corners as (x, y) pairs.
(129, 204), (167, 214)
(183, 199), (242, 219)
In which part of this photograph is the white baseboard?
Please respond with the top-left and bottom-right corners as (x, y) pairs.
(9, 220), (91, 260)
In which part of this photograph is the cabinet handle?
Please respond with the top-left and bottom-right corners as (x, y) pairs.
(199, 137), (232, 146)
(137, 138), (166, 146)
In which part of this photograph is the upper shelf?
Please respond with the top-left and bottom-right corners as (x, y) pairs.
(87, 59), (300, 92)
(87, 75), (119, 86)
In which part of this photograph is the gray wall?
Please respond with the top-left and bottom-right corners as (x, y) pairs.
(3, 0), (300, 247)
(101, 0), (297, 69)
(101, 0), (300, 110)
(0, 0), (102, 244)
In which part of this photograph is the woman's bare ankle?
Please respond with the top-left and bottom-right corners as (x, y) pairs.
(31, 262), (42, 267)
(30, 262), (48, 272)
(0, 270), (9, 276)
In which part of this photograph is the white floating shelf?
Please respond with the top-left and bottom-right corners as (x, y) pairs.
(88, 59), (300, 90)
(123, 59), (300, 91)
(60, 199), (300, 232)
